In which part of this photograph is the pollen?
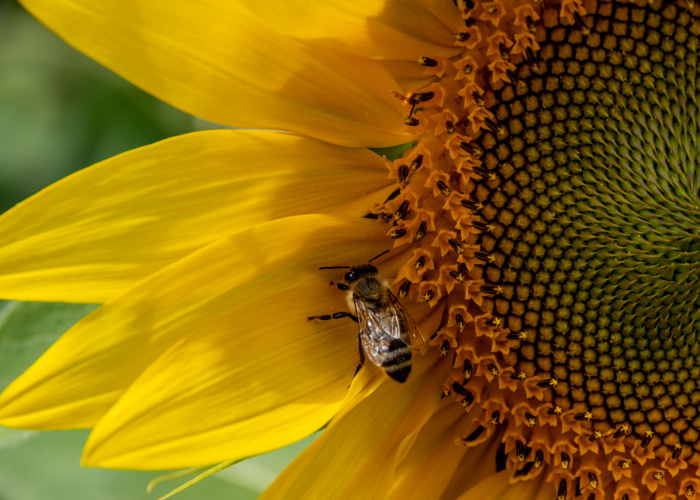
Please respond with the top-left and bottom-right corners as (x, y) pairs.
(376, 0), (700, 498)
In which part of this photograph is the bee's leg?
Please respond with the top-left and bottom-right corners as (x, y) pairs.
(329, 281), (350, 291)
(353, 331), (365, 379)
(307, 311), (358, 322)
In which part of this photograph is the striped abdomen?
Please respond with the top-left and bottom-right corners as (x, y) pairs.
(381, 338), (412, 383)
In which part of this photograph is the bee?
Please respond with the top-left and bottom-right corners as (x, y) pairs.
(308, 251), (427, 383)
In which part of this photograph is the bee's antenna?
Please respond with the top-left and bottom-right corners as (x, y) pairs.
(319, 266), (350, 270)
(368, 249), (391, 262)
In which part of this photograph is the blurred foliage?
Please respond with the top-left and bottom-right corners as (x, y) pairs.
(0, 2), (316, 498)
(0, 0), (193, 213)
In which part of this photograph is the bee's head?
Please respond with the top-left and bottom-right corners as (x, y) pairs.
(345, 264), (378, 283)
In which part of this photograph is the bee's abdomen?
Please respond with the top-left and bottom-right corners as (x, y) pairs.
(382, 339), (412, 383)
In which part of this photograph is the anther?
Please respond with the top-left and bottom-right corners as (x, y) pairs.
(436, 180), (451, 197)
(472, 165), (491, 177)
(484, 118), (499, 133)
(673, 443), (683, 459)
(618, 460), (631, 470)
(463, 359), (472, 380)
(574, 411), (594, 421)
(405, 117), (419, 126)
(588, 431), (603, 441)
(515, 462), (534, 477)
(498, 43), (510, 61)
(622, 495), (629, 500)
(450, 270), (465, 283)
(410, 155), (423, 171)
(506, 331), (527, 340)
(463, 425), (485, 443)
(652, 471), (664, 481)
(486, 317), (502, 327)
(613, 424), (629, 438)
(471, 91), (485, 107)
(461, 199), (478, 211)
(422, 290), (434, 302)
(547, 406), (563, 415)
(533, 450), (544, 469)
(460, 142), (482, 156)
(687, 485), (696, 497)
(480, 284), (503, 295)
(560, 452), (570, 470)
(460, 391), (474, 407)
(448, 239), (465, 254)
(574, 12), (589, 34)
(446, 120), (455, 134)
(390, 228), (407, 239)
(475, 251), (492, 263)
(455, 32), (471, 42)
(588, 472), (599, 489)
(537, 378), (558, 388)
(414, 255), (426, 270)
(408, 92), (435, 105)
(439, 340), (450, 356)
(641, 430), (654, 448)
(415, 220), (427, 240)
(510, 371), (527, 380)
(557, 479), (567, 500)
(398, 164), (409, 183)
(393, 200), (410, 221)
(490, 410), (501, 425)
(525, 412), (537, 426)
(487, 363), (499, 376)
(516, 440), (527, 462)
(452, 381), (469, 396)
(506, 70), (520, 83)
(418, 56), (438, 67)
(526, 16), (537, 33)
(473, 220), (489, 232)
(525, 47), (536, 64)
(397, 280), (411, 299)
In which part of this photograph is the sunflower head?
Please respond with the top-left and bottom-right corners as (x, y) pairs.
(380, 0), (700, 498)
(2, 0), (700, 498)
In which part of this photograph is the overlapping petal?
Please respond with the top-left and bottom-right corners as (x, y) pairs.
(0, 130), (395, 303)
(20, 0), (414, 147)
(455, 470), (554, 500)
(244, 0), (463, 61)
(386, 401), (500, 500)
(258, 352), (450, 500)
(0, 215), (396, 431)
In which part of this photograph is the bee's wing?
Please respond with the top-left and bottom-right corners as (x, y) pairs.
(355, 298), (395, 367)
(387, 291), (428, 354)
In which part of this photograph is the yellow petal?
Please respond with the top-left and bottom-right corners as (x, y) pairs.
(454, 470), (554, 500)
(244, 0), (463, 61)
(259, 352), (450, 500)
(20, 0), (413, 147)
(0, 130), (394, 303)
(387, 401), (499, 500)
(0, 215), (392, 430)
(82, 285), (358, 469)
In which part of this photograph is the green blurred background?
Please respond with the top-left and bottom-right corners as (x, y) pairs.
(0, 1), (313, 498)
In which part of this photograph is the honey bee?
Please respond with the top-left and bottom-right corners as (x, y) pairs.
(308, 251), (427, 383)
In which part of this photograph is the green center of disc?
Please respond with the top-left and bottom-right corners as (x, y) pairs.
(472, 1), (700, 450)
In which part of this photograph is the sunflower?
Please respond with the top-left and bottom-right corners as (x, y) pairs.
(1, 0), (699, 498)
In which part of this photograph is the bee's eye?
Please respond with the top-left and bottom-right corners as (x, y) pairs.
(345, 271), (356, 282)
